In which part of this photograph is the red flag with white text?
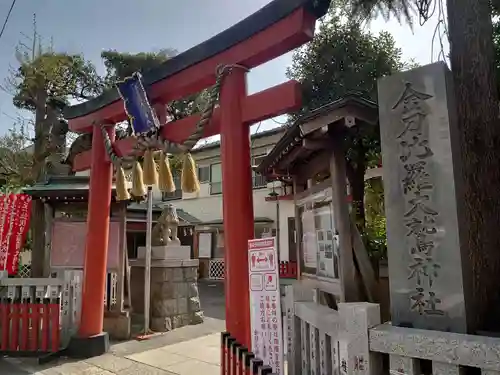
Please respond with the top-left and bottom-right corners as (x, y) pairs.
(0, 194), (32, 275)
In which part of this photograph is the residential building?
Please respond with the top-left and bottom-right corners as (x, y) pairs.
(74, 126), (296, 278)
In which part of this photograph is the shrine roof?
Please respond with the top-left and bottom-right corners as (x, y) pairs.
(23, 176), (117, 199)
(64, 0), (331, 120)
(199, 216), (273, 227)
(128, 202), (202, 224)
(255, 94), (378, 176)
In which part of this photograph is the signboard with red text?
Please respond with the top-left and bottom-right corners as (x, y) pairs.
(248, 237), (283, 375)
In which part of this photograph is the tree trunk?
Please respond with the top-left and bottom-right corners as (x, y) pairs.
(447, 0), (500, 332)
(30, 91), (47, 277)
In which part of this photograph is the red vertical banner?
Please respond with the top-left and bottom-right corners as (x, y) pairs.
(0, 194), (32, 275)
(6, 194), (31, 275)
(0, 194), (14, 271)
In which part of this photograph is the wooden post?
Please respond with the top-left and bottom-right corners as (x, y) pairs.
(78, 127), (114, 337)
(116, 203), (127, 312)
(43, 203), (53, 277)
(329, 137), (358, 302)
(292, 178), (303, 280)
(220, 67), (253, 347)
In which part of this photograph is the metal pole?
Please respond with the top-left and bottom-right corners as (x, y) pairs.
(144, 186), (153, 334)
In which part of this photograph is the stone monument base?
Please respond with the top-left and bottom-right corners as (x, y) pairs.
(130, 259), (203, 332)
(137, 245), (191, 260)
(103, 311), (131, 340)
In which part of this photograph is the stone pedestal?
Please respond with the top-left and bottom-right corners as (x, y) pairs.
(137, 245), (191, 260)
(129, 259), (204, 332)
(103, 311), (131, 340)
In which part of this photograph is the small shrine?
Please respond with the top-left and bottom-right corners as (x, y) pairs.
(256, 94), (387, 312)
(23, 175), (203, 339)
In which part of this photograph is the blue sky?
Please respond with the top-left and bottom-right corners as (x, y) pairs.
(0, 0), (448, 139)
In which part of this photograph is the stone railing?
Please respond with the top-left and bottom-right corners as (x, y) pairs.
(284, 284), (379, 375)
(284, 284), (500, 375)
(370, 324), (500, 375)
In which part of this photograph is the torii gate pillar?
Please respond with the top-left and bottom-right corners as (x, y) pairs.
(69, 126), (114, 355)
(220, 68), (253, 347)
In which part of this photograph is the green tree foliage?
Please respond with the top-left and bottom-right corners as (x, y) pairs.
(363, 176), (387, 259)
(0, 124), (33, 188)
(286, 8), (411, 230)
(101, 49), (208, 122)
(11, 52), (103, 112)
(101, 49), (177, 86)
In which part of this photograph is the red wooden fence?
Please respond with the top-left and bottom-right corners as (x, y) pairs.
(221, 332), (275, 375)
(0, 297), (61, 356)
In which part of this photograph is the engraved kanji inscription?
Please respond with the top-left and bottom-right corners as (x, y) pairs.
(393, 81), (444, 316)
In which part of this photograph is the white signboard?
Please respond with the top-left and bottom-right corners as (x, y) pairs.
(302, 210), (318, 268)
(198, 232), (212, 258)
(248, 237), (284, 375)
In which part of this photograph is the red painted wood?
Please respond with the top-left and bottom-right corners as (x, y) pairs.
(10, 303), (19, 351)
(67, 9), (313, 133)
(159, 80), (301, 144)
(220, 68), (253, 348)
(71, 81), (301, 172)
(30, 303), (41, 351)
(0, 302), (7, 350)
(41, 302), (49, 352)
(78, 127), (114, 338)
(221, 337), (226, 375)
(20, 301), (29, 351)
(50, 302), (60, 352)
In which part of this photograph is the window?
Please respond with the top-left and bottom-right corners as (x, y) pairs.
(162, 175), (182, 201)
(210, 163), (222, 195)
(252, 155), (267, 188)
(198, 166), (210, 183)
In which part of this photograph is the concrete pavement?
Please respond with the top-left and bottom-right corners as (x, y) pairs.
(1, 318), (224, 375)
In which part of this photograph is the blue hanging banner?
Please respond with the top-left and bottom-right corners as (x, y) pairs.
(116, 72), (160, 135)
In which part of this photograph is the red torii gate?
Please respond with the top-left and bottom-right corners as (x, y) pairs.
(64, 0), (331, 356)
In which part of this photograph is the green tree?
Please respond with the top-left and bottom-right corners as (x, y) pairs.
(286, 9), (411, 228)
(0, 123), (33, 189)
(101, 49), (208, 124)
(6, 38), (103, 277)
(349, 0), (500, 331)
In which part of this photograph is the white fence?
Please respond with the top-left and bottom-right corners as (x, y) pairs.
(284, 284), (500, 375)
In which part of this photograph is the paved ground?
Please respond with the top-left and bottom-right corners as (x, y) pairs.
(0, 280), (226, 375)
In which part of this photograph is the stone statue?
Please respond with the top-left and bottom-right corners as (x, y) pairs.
(151, 203), (180, 246)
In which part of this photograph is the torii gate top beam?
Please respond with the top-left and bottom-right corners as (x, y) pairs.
(64, 0), (332, 133)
